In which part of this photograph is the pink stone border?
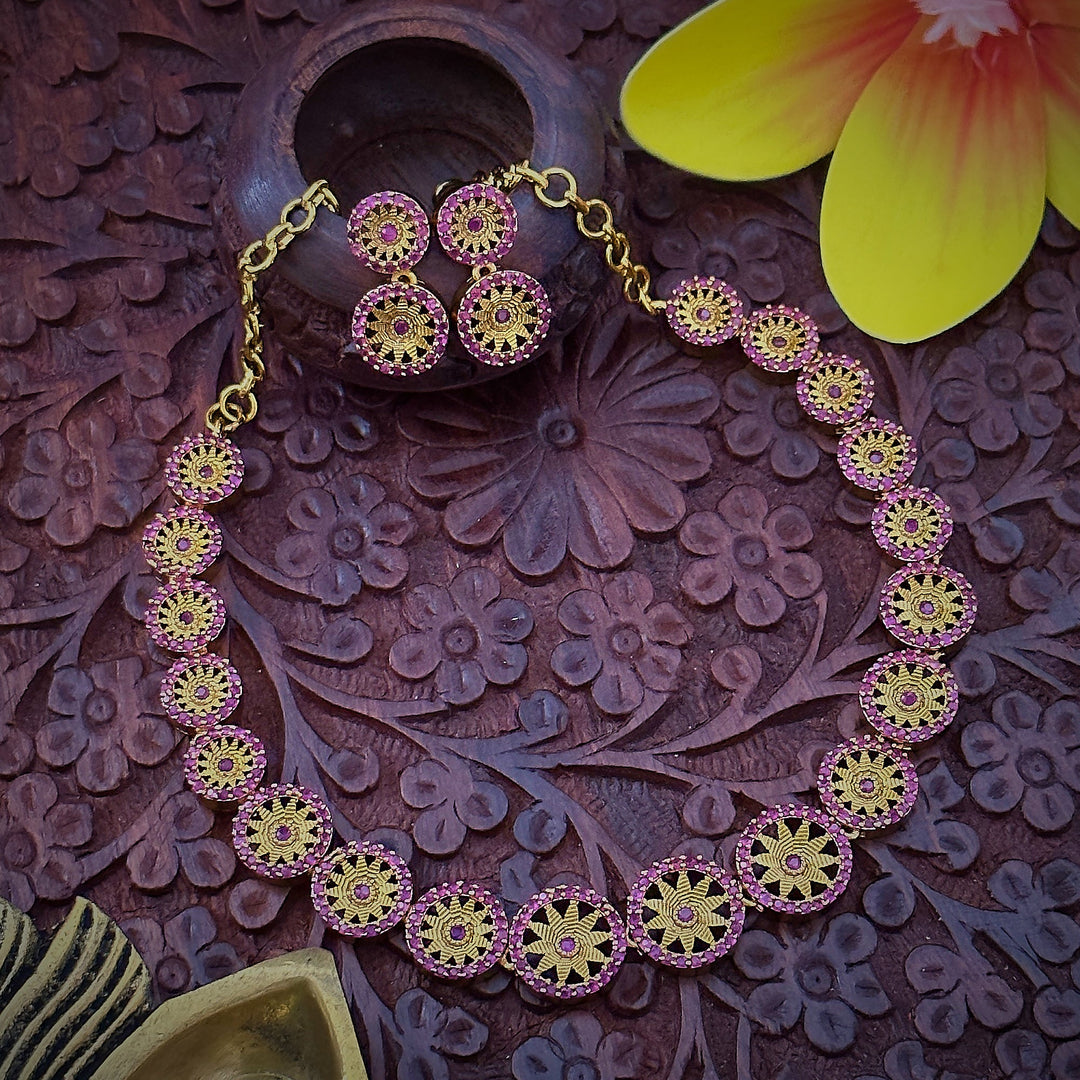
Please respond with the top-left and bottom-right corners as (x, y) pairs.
(351, 280), (448, 376)
(311, 840), (413, 939)
(435, 182), (518, 266)
(879, 560), (977, 649)
(859, 649), (959, 744)
(346, 190), (430, 273)
(871, 486), (954, 562)
(405, 880), (509, 979)
(739, 303), (819, 373)
(666, 275), (745, 347)
(626, 855), (745, 970)
(184, 724), (266, 804)
(796, 352), (875, 426)
(457, 269), (551, 367)
(145, 578), (226, 654)
(507, 884), (627, 1000)
(735, 803), (853, 915)
(165, 434), (244, 506)
(817, 734), (919, 831)
(232, 783), (333, 880)
(160, 654), (242, 730)
(142, 506), (222, 578)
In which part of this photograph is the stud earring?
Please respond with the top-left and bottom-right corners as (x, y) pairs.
(435, 182), (551, 367)
(347, 191), (449, 377)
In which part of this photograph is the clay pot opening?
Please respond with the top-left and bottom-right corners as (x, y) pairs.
(295, 38), (532, 209)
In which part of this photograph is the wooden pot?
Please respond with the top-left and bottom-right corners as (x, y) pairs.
(218, 2), (616, 390)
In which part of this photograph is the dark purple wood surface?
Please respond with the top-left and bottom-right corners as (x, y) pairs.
(1, 2), (1079, 1079)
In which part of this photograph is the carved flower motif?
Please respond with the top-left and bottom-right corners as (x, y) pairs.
(1034, 956), (1080, 1072)
(961, 691), (1080, 832)
(257, 368), (380, 466)
(400, 757), (509, 857)
(679, 485), (822, 627)
(274, 474), (415, 606)
(722, 367), (820, 479)
(993, 1030), (1052, 1080)
(401, 305), (719, 576)
(126, 789), (236, 893)
(0, 774), (91, 909)
(6, 416), (157, 546)
(905, 943), (1022, 1045)
(551, 570), (691, 715)
(986, 859), (1080, 965)
(252, 0), (340, 22)
(494, 0), (616, 56)
(512, 1012), (644, 1080)
(855, 1040), (978, 1080)
(390, 567), (533, 706)
(1023, 253), (1080, 378)
(733, 913), (890, 1054)
(36, 659), (174, 794)
(0, 82), (112, 198)
(122, 906), (241, 997)
(932, 328), (1064, 451)
(393, 987), (488, 1074)
(653, 203), (783, 303)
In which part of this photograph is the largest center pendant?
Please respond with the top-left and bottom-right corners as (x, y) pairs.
(352, 277), (449, 377)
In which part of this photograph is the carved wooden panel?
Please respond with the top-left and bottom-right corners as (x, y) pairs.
(1, 3), (1079, 1080)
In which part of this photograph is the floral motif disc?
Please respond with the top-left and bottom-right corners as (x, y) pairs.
(859, 649), (959, 744)
(817, 735), (919, 831)
(160, 654), (242, 730)
(232, 784), (333, 880)
(436, 182), (518, 266)
(879, 561), (977, 650)
(666, 275), (744, 346)
(736, 804), (853, 915)
(165, 434), (244, 505)
(837, 419), (917, 493)
(145, 579), (226, 654)
(184, 724), (265, 804)
(626, 855), (744, 969)
(457, 269), (551, 367)
(351, 280), (449, 376)
(405, 881), (509, 979)
(507, 885), (627, 999)
(310, 840), (413, 938)
(142, 506), (222, 578)
(796, 352), (875, 426)
(739, 304), (819, 372)
(871, 486), (954, 562)
(347, 191), (429, 274)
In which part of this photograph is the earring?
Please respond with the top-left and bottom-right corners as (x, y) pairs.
(436, 182), (551, 367)
(347, 191), (449, 377)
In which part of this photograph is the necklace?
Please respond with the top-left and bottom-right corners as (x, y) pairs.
(138, 166), (975, 1002)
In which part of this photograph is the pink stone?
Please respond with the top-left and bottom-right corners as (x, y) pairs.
(219, 757), (234, 773)
(379, 223), (399, 243)
(677, 905), (694, 923)
(467, 215), (483, 232)
(275, 825), (292, 842)
(786, 854), (802, 871)
(920, 600), (936, 615)
(828, 384), (842, 399)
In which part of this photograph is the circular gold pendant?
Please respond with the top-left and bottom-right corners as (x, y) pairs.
(405, 881), (509, 979)
(626, 855), (744, 969)
(165, 434), (244, 505)
(879, 561), (977, 649)
(817, 735), (918, 831)
(142, 506), (221, 578)
(736, 804), (852, 915)
(507, 885), (626, 999)
(860, 649), (959, 744)
(457, 269), (551, 366)
(310, 841), (413, 938)
(233, 784), (333, 879)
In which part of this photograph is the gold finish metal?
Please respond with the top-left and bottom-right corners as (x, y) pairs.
(90, 949), (369, 1080)
(206, 178), (339, 435)
(501, 161), (665, 316)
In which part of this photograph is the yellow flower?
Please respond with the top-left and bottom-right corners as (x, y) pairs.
(622, 0), (1080, 341)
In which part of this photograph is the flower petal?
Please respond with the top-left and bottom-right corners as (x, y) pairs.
(621, 0), (917, 180)
(1024, 2), (1080, 227)
(822, 23), (1047, 341)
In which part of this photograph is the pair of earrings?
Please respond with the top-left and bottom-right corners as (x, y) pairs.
(347, 183), (551, 377)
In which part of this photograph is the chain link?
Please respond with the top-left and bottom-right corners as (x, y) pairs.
(205, 178), (339, 435)
(503, 161), (666, 317)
